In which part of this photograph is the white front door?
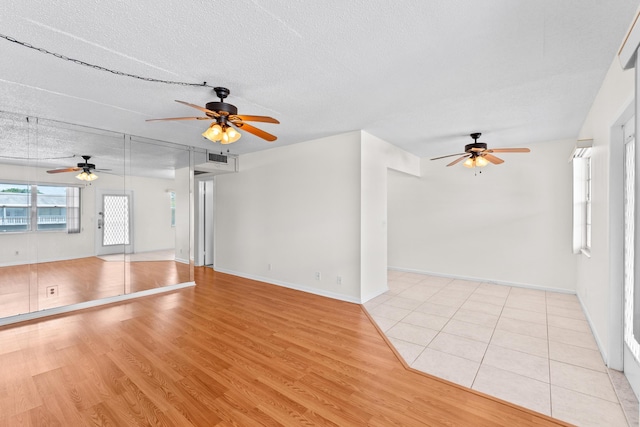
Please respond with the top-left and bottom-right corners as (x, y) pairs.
(96, 190), (133, 256)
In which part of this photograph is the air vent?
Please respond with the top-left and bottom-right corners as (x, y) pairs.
(207, 152), (228, 164)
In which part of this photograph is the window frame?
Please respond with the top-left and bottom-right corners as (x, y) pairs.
(0, 181), (82, 234)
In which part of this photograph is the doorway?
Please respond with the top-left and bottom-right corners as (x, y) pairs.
(196, 179), (214, 267)
(96, 189), (133, 256)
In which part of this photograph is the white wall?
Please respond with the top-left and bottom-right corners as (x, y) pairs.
(388, 138), (576, 291)
(215, 132), (363, 302)
(576, 57), (634, 365)
(360, 132), (420, 301)
(128, 175), (176, 253)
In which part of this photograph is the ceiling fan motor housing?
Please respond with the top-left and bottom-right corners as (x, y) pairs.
(465, 142), (487, 156)
(205, 102), (238, 117)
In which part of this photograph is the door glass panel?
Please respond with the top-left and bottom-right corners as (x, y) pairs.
(103, 195), (130, 246)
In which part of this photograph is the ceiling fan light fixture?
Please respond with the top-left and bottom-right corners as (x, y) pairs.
(202, 123), (223, 142)
(463, 157), (475, 168)
(226, 127), (241, 143)
(76, 171), (98, 181)
(476, 156), (489, 167)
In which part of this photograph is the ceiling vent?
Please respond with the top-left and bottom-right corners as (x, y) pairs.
(194, 151), (239, 176)
(207, 152), (228, 164)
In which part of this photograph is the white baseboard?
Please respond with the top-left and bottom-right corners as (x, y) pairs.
(0, 281), (196, 327)
(388, 266), (576, 295)
(214, 268), (361, 304)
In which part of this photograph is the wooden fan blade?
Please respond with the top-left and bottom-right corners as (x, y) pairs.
(430, 152), (466, 160)
(486, 147), (530, 153)
(230, 115), (280, 124)
(175, 100), (220, 117)
(233, 122), (277, 142)
(446, 155), (470, 167)
(145, 116), (212, 122)
(470, 147), (486, 152)
(47, 167), (81, 174)
(483, 153), (504, 164)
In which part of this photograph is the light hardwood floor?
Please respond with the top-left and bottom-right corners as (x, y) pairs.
(0, 267), (573, 426)
(0, 257), (191, 318)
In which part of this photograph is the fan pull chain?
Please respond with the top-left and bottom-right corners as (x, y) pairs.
(0, 33), (212, 89)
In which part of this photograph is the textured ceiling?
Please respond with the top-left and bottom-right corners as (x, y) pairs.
(0, 0), (637, 166)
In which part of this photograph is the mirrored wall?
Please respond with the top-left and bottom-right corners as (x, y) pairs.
(0, 111), (194, 319)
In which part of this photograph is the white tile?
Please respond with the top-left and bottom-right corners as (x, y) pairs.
(546, 298), (582, 310)
(467, 292), (507, 306)
(483, 345), (549, 382)
(412, 348), (480, 388)
(388, 338), (425, 365)
(548, 326), (598, 350)
(509, 288), (546, 299)
(441, 319), (494, 343)
(427, 294), (466, 308)
(397, 286), (439, 301)
(452, 309), (499, 328)
(368, 304), (411, 322)
(386, 322), (438, 347)
(551, 385), (628, 427)
(363, 293), (393, 309)
(474, 283), (511, 297)
(460, 300), (503, 316)
(501, 306), (547, 325)
(472, 365), (551, 416)
(435, 288), (474, 299)
(495, 316), (547, 339)
(387, 281), (415, 295)
(387, 270), (404, 280)
(545, 291), (578, 303)
(418, 275), (453, 287)
(370, 315), (398, 332)
(490, 329), (548, 358)
(546, 304), (587, 321)
(403, 311), (450, 330)
(504, 297), (546, 313)
(385, 296), (423, 310)
(392, 275), (424, 284)
(550, 360), (618, 402)
(548, 341), (606, 372)
(547, 314), (591, 333)
(414, 301), (458, 318)
(428, 332), (488, 362)
(448, 279), (481, 289)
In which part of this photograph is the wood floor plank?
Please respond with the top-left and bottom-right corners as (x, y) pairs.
(0, 265), (574, 426)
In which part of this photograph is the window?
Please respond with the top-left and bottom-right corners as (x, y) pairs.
(0, 183), (81, 233)
(170, 191), (176, 227)
(571, 140), (593, 255)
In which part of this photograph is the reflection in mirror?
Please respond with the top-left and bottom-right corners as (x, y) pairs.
(0, 111), (194, 320)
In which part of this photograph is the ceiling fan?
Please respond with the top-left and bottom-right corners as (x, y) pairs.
(146, 87), (279, 144)
(46, 155), (104, 181)
(431, 133), (530, 168)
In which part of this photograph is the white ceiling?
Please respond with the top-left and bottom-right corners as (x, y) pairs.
(0, 0), (637, 164)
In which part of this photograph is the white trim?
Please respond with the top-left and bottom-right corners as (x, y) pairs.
(361, 288), (388, 304)
(214, 267), (362, 304)
(174, 257), (190, 264)
(388, 266), (576, 294)
(0, 281), (196, 327)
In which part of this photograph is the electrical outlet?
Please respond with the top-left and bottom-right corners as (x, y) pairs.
(315, 272), (321, 280)
(46, 285), (58, 298)
(268, 263), (272, 271)
(336, 276), (342, 285)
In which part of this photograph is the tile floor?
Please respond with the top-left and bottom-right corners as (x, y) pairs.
(365, 271), (639, 427)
